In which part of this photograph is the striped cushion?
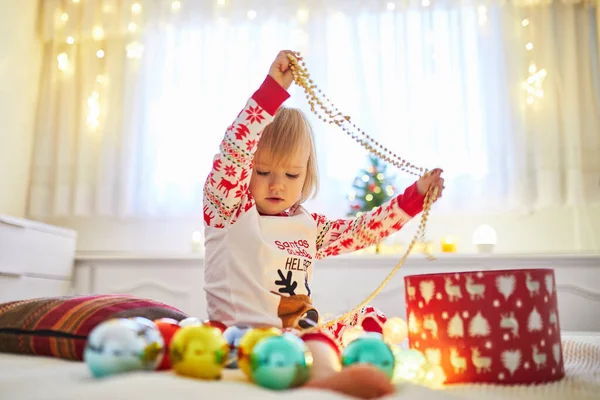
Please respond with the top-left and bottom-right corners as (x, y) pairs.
(0, 295), (188, 361)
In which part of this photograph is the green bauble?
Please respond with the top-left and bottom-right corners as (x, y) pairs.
(250, 334), (311, 390)
(341, 333), (395, 379)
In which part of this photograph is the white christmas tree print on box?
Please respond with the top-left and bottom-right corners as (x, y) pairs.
(527, 307), (543, 332)
(447, 313), (465, 338)
(469, 312), (491, 337)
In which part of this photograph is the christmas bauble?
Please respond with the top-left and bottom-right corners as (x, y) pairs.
(178, 317), (202, 327)
(301, 330), (341, 379)
(170, 325), (228, 380)
(222, 324), (252, 369)
(203, 319), (228, 333)
(84, 318), (164, 378)
(154, 318), (181, 370)
(238, 327), (281, 380)
(382, 317), (408, 345)
(391, 347), (427, 383)
(250, 334), (311, 390)
(341, 333), (395, 379)
(359, 306), (388, 334)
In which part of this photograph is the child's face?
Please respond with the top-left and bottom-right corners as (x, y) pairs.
(249, 148), (309, 215)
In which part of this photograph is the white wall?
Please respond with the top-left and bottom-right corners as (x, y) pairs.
(0, 0), (41, 217)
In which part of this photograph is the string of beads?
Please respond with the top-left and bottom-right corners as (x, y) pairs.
(286, 51), (438, 328)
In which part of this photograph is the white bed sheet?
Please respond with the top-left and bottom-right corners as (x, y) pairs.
(1, 332), (598, 400)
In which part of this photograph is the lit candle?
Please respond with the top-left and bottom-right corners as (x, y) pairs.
(440, 237), (457, 253)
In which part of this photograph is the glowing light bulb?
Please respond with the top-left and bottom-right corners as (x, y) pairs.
(247, 10), (257, 19)
(529, 64), (537, 73)
(522, 19), (530, 27)
(171, 1), (181, 12)
(96, 49), (105, 58)
(57, 53), (69, 71)
(217, 0), (225, 5)
(362, 175), (369, 182)
(66, 36), (75, 44)
(126, 41), (144, 59)
(92, 26), (105, 40)
(366, 194), (374, 201)
(526, 42), (534, 50)
(128, 22), (137, 32)
(383, 317), (408, 345)
(376, 173), (384, 180)
(387, 2), (396, 10)
(422, 0), (430, 6)
(131, 3), (142, 14)
(61, 13), (69, 22)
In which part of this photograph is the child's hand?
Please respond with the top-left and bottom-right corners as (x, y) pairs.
(269, 50), (295, 91)
(417, 168), (445, 200)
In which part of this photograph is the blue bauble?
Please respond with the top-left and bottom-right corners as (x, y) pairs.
(250, 334), (311, 390)
(222, 324), (252, 369)
(84, 318), (165, 378)
(341, 333), (395, 379)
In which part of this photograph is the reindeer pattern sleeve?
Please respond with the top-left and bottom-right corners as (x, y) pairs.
(312, 182), (425, 259)
(203, 76), (290, 227)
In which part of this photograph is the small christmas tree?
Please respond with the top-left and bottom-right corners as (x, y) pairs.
(348, 155), (396, 215)
(347, 156), (396, 253)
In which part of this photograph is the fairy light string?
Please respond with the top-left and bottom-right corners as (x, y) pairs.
(286, 51), (439, 328)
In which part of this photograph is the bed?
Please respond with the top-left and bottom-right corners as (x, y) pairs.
(1, 332), (598, 400)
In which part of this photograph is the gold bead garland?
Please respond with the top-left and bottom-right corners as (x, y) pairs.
(286, 51), (438, 329)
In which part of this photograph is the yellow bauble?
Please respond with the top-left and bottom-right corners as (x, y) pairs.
(170, 325), (228, 380)
(238, 327), (282, 380)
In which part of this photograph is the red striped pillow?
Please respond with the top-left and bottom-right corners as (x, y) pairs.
(0, 295), (188, 360)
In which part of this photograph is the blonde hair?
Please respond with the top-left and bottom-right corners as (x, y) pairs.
(255, 107), (319, 205)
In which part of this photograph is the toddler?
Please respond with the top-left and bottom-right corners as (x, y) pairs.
(203, 50), (444, 398)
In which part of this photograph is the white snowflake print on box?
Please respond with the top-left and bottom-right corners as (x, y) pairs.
(404, 269), (564, 384)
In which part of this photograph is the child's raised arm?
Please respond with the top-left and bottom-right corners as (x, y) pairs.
(312, 170), (444, 258)
(203, 52), (293, 227)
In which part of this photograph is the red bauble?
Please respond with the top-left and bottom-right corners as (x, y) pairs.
(359, 306), (388, 334)
(154, 318), (181, 370)
(203, 319), (228, 333)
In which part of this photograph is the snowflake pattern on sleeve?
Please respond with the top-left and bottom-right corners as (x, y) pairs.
(312, 182), (425, 259)
(203, 77), (290, 227)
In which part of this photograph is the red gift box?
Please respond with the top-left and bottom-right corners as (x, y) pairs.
(404, 268), (565, 384)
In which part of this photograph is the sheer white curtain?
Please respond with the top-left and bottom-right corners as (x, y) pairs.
(29, 0), (599, 221)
